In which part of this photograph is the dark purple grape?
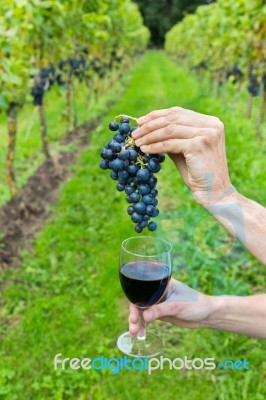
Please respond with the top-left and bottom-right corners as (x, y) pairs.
(148, 221), (157, 231)
(130, 192), (140, 203)
(146, 205), (155, 216)
(110, 170), (118, 180)
(128, 164), (139, 176)
(138, 184), (150, 196)
(139, 220), (148, 229)
(129, 149), (138, 161)
(104, 149), (115, 161)
(137, 168), (150, 182)
(119, 123), (131, 134)
(142, 195), (154, 205)
(134, 202), (146, 214)
(109, 121), (119, 131)
(131, 212), (143, 223)
(119, 150), (129, 160)
(148, 159), (159, 172)
(109, 140), (121, 153)
(116, 183), (125, 191)
(127, 206), (134, 215)
(112, 159), (124, 172)
(152, 208), (159, 218)
(121, 117), (130, 123)
(126, 195), (132, 203)
(118, 170), (129, 179)
(118, 177), (127, 185)
(100, 160), (109, 170)
(114, 133), (125, 143)
(125, 185), (135, 195)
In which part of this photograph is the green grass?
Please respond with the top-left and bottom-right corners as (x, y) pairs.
(0, 51), (265, 399)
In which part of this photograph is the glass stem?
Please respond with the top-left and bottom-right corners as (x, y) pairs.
(137, 309), (147, 341)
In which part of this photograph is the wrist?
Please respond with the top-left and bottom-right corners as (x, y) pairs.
(193, 183), (238, 208)
(200, 295), (227, 330)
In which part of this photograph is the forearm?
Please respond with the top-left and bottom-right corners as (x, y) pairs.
(202, 294), (266, 338)
(205, 191), (266, 265)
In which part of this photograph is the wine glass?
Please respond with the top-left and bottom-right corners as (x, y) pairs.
(117, 236), (172, 357)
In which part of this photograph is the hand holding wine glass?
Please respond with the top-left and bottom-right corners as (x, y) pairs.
(129, 278), (213, 333)
(129, 278), (266, 339)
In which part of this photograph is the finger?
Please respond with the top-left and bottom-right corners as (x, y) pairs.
(137, 107), (222, 132)
(129, 321), (139, 336)
(134, 113), (202, 140)
(129, 303), (139, 323)
(134, 124), (201, 147)
(137, 108), (177, 125)
(171, 154), (188, 186)
(140, 139), (191, 155)
(159, 316), (198, 329)
(133, 116), (172, 139)
(143, 302), (176, 323)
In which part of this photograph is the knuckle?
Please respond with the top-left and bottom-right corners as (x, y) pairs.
(149, 110), (159, 119)
(192, 136), (206, 151)
(170, 106), (183, 114)
(165, 123), (175, 137)
(205, 128), (217, 140)
(210, 123), (224, 142)
(168, 106), (183, 122)
(144, 144), (155, 154)
(161, 140), (171, 152)
(143, 121), (153, 132)
(153, 304), (163, 319)
(213, 117), (224, 132)
(198, 127), (219, 143)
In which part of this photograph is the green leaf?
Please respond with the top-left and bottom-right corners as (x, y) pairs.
(0, 94), (9, 109)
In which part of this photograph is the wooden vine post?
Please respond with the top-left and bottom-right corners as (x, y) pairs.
(39, 103), (50, 158)
(65, 69), (72, 133)
(6, 104), (18, 196)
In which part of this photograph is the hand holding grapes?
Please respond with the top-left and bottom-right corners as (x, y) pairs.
(132, 107), (232, 206)
(132, 106), (266, 264)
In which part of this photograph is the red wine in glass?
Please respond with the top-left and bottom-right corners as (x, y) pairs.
(119, 261), (171, 308)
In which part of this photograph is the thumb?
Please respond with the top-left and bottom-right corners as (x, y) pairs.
(143, 303), (169, 323)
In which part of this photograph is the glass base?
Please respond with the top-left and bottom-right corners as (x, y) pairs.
(117, 331), (163, 357)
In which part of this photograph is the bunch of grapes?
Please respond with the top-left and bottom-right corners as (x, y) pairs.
(99, 115), (165, 233)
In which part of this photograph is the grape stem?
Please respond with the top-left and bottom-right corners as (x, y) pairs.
(115, 114), (138, 122)
(125, 136), (136, 147)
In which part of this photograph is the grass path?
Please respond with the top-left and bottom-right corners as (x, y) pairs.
(0, 51), (265, 399)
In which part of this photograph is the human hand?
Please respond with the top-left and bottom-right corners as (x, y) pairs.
(129, 278), (214, 335)
(132, 107), (232, 206)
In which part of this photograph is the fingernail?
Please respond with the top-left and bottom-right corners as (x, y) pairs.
(140, 145), (148, 152)
(135, 139), (142, 146)
(132, 129), (139, 138)
(137, 116), (145, 124)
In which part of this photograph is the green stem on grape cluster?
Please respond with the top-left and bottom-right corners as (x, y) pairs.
(125, 136), (136, 147)
(115, 114), (138, 122)
(136, 155), (146, 169)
